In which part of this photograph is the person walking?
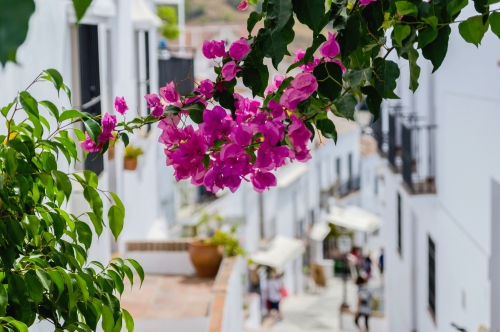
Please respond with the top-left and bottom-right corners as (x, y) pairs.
(267, 270), (284, 321)
(363, 253), (372, 279)
(355, 276), (372, 332)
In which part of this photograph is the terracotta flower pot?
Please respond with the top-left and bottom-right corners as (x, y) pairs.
(108, 146), (115, 161)
(124, 158), (138, 171)
(189, 239), (223, 278)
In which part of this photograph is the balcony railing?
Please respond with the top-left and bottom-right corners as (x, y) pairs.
(334, 176), (361, 199)
(401, 123), (437, 194)
(371, 118), (386, 155)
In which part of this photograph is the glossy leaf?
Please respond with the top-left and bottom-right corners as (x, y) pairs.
(292, 0), (325, 34)
(126, 258), (145, 287)
(372, 58), (400, 98)
(422, 26), (451, 73)
(313, 62), (344, 101)
(72, 0), (93, 21)
(122, 308), (134, 332)
(490, 12), (500, 38)
(316, 118), (338, 143)
(408, 47), (421, 92)
(459, 15), (489, 47)
(44, 69), (64, 93)
(108, 205), (124, 241)
(394, 25), (411, 47)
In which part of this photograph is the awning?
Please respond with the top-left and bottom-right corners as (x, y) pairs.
(277, 164), (308, 188)
(325, 206), (380, 232)
(251, 236), (304, 272)
(132, 0), (162, 29)
(309, 223), (330, 241)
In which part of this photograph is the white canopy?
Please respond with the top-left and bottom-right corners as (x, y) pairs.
(132, 0), (162, 29)
(277, 164), (308, 188)
(309, 222), (330, 242)
(251, 236), (304, 272)
(325, 206), (380, 232)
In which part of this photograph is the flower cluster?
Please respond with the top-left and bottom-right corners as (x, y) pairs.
(81, 32), (346, 194)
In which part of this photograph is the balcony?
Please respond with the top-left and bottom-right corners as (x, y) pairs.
(334, 176), (361, 199)
(401, 123), (437, 194)
(371, 118), (386, 156)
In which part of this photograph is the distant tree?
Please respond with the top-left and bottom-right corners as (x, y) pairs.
(158, 5), (180, 40)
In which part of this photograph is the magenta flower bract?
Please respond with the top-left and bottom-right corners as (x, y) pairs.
(114, 96), (128, 115)
(202, 40), (226, 59)
(280, 88), (309, 110)
(291, 73), (318, 96)
(251, 171), (277, 193)
(320, 32), (340, 58)
(222, 61), (241, 81)
(237, 0), (249, 10)
(196, 79), (214, 99)
(360, 0), (377, 5)
(80, 133), (102, 153)
(229, 38), (251, 61)
(101, 112), (116, 134)
(160, 81), (179, 103)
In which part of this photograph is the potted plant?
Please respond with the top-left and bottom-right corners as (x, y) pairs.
(123, 145), (143, 170)
(188, 213), (245, 278)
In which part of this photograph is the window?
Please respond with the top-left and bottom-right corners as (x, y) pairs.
(397, 193), (402, 255)
(428, 236), (436, 317)
(78, 24), (104, 176)
(135, 30), (152, 132)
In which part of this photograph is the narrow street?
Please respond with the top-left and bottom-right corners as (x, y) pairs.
(254, 271), (388, 332)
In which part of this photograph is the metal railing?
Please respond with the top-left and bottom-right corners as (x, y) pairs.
(334, 176), (361, 198)
(401, 123), (437, 194)
(371, 118), (386, 155)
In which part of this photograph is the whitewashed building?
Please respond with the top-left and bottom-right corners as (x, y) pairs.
(366, 6), (500, 331)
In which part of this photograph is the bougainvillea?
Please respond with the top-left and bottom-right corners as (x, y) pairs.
(79, 0), (500, 195)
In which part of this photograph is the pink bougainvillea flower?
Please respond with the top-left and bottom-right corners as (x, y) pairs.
(291, 73), (318, 96)
(294, 48), (305, 63)
(114, 96), (128, 115)
(202, 40), (226, 59)
(229, 38), (251, 61)
(320, 32), (340, 58)
(101, 112), (116, 134)
(222, 61), (241, 81)
(145, 93), (161, 106)
(195, 79), (214, 99)
(80, 133), (102, 153)
(237, 0), (249, 10)
(280, 88), (309, 110)
(151, 104), (164, 117)
(230, 124), (253, 147)
(265, 75), (287, 95)
(251, 170), (277, 193)
(268, 100), (286, 121)
(360, 0), (377, 5)
(160, 81), (179, 103)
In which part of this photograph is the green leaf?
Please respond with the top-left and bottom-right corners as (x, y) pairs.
(333, 95), (357, 120)
(7, 139), (30, 159)
(83, 117), (102, 143)
(361, 86), (382, 121)
(313, 62), (344, 101)
(126, 258), (145, 287)
(107, 270), (124, 295)
(408, 47), (421, 92)
(292, 0), (325, 34)
(422, 16), (438, 30)
(108, 205), (124, 241)
(422, 26), (451, 73)
(417, 27), (438, 49)
(35, 270), (52, 292)
(84, 186), (103, 219)
(0, 0), (35, 66)
(110, 192), (125, 213)
(8, 275), (26, 304)
(346, 68), (372, 93)
(74, 274), (89, 303)
(101, 306), (115, 332)
(22, 215), (40, 244)
(447, 0), (468, 15)
(39, 100), (60, 120)
(83, 170), (99, 188)
(122, 309), (134, 332)
(185, 102), (205, 124)
(76, 221), (93, 250)
(247, 11), (263, 34)
(51, 170), (72, 201)
(372, 58), (400, 98)
(44, 69), (64, 93)
(56, 267), (75, 310)
(316, 118), (337, 143)
(490, 12), (500, 38)
(395, 1), (419, 16)
(1, 318), (28, 332)
(72, 0), (93, 21)
(241, 47), (269, 97)
(87, 212), (104, 237)
(19, 91), (39, 117)
(7, 219), (25, 246)
(394, 25), (411, 47)
(0, 285), (7, 317)
(338, 14), (361, 60)
(25, 273), (43, 306)
(459, 15), (489, 47)
(59, 109), (85, 122)
(47, 270), (64, 299)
